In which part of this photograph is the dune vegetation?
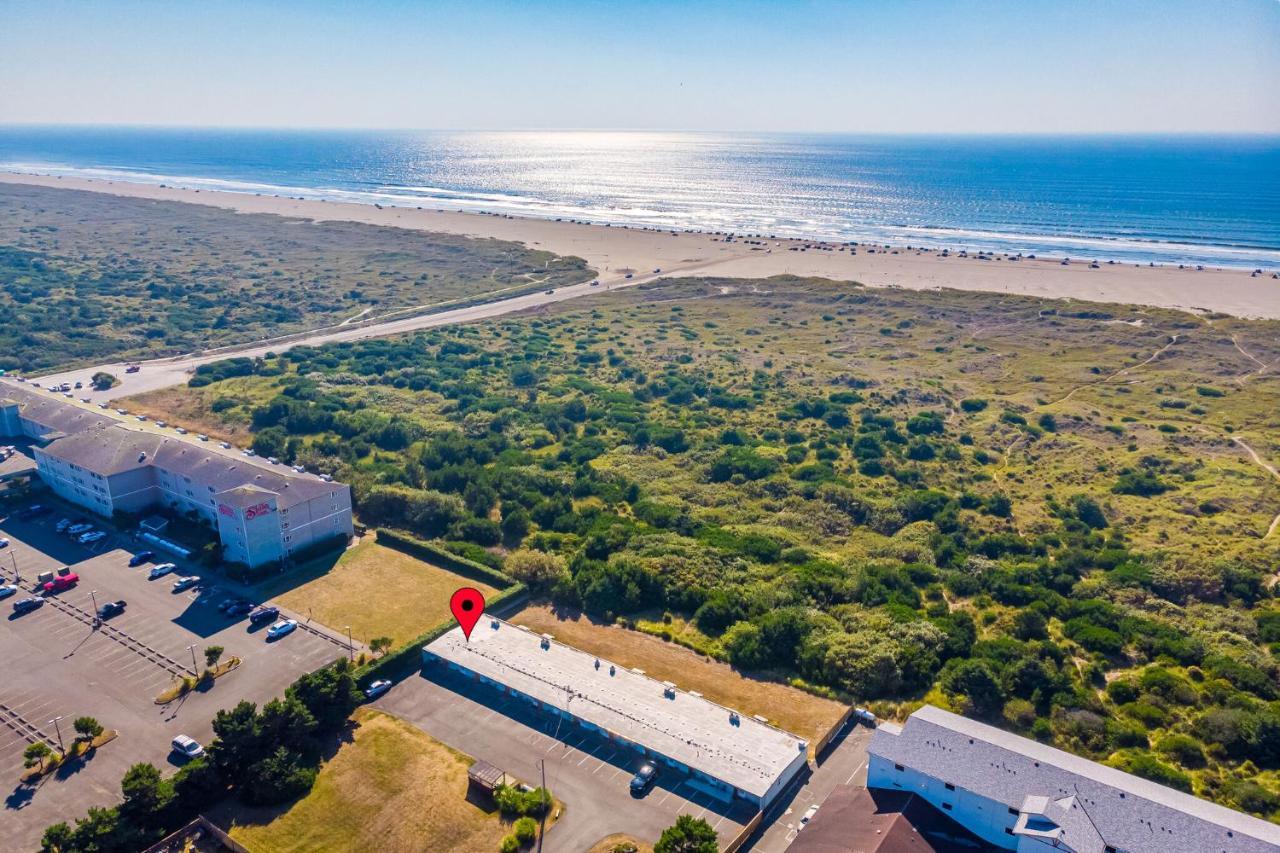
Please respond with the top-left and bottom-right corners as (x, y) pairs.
(136, 274), (1280, 818)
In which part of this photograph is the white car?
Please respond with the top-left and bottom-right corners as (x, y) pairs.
(799, 804), (819, 830)
(67, 523), (93, 535)
(171, 735), (204, 759)
(364, 679), (392, 699)
(79, 531), (107, 544)
(172, 575), (201, 592)
(149, 562), (177, 579)
(266, 619), (299, 640)
(0, 538), (8, 549)
(0, 584), (18, 600)
(55, 518), (73, 532)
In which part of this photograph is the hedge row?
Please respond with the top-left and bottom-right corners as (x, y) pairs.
(375, 528), (514, 589)
(355, 582), (529, 686)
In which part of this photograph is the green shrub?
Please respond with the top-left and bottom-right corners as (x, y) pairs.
(513, 816), (538, 843)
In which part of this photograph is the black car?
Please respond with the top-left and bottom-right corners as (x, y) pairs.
(16, 504), (51, 520)
(98, 600), (126, 619)
(13, 597), (44, 614)
(128, 551), (156, 567)
(248, 605), (280, 624)
(630, 762), (658, 795)
(224, 599), (255, 617)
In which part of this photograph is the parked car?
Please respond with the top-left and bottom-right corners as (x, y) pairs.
(67, 523), (94, 536)
(171, 735), (204, 759)
(0, 538), (8, 549)
(55, 518), (74, 533)
(364, 680), (392, 700)
(630, 762), (658, 795)
(78, 531), (106, 544)
(128, 551), (156, 567)
(249, 605), (280, 624)
(0, 584), (17, 600)
(266, 619), (298, 640)
(222, 599), (254, 616)
(17, 504), (51, 520)
(13, 596), (44, 614)
(148, 563), (177, 580)
(43, 572), (80, 593)
(171, 576), (201, 592)
(799, 804), (820, 829)
(98, 600), (126, 619)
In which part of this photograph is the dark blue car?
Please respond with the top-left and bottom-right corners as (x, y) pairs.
(129, 551), (155, 567)
(249, 605), (280, 625)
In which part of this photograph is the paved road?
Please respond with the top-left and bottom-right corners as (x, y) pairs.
(744, 720), (873, 853)
(375, 663), (757, 852)
(29, 267), (676, 403)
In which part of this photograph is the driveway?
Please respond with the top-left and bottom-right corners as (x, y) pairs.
(374, 662), (757, 852)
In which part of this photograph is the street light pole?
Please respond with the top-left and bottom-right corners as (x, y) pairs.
(537, 758), (548, 853)
(89, 589), (99, 626)
(9, 549), (18, 584)
(186, 644), (198, 674)
(345, 625), (353, 661)
(49, 716), (65, 757)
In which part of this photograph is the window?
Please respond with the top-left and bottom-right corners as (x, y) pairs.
(1104, 848), (1116, 853)
(1009, 807), (1019, 816)
(945, 783), (955, 791)
(894, 764), (904, 771)
(1005, 828), (1014, 836)
(942, 803), (952, 811)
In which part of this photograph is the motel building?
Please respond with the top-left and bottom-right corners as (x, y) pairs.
(2, 379), (353, 569)
(423, 617), (810, 809)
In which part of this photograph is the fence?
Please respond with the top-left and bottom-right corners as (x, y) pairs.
(811, 704), (856, 761)
(721, 809), (765, 853)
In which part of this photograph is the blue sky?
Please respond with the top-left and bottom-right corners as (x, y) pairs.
(2, 0), (1277, 132)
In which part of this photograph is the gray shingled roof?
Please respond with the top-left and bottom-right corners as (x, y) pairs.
(870, 705), (1280, 853)
(1, 384), (115, 437)
(38, 424), (340, 509)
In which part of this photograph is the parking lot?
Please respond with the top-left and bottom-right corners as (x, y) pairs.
(1, 507), (357, 852)
(375, 660), (758, 852)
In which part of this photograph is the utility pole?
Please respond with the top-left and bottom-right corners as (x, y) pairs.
(49, 716), (65, 757)
(186, 644), (198, 675)
(345, 625), (353, 662)
(9, 549), (18, 584)
(89, 589), (99, 627)
(537, 758), (548, 853)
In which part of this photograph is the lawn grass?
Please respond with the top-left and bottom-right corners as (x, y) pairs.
(261, 536), (499, 648)
(224, 709), (509, 853)
(510, 603), (847, 746)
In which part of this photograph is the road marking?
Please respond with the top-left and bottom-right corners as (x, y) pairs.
(844, 760), (866, 785)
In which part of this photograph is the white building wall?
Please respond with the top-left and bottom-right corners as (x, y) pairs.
(868, 753), (1019, 849)
(34, 450), (116, 517)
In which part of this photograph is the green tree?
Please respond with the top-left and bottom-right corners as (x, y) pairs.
(90, 372), (118, 391)
(39, 821), (73, 853)
(370, 636), (393, 658)
(655, 815), (718, 853)
(505, 549), (569, 590)
(209, 700), (261, 778)
(287, 659), (362, 731)
(204, 645), (225, 669)
(245, 746), (317, 806)
(24, 740), (53, 769)
(73, 716), (104, 742)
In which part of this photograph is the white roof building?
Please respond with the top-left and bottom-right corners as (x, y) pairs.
(868, 704), (1280, 853)
(424, 618), (809, 806)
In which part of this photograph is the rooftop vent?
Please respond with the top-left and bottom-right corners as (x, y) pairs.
(137, 452), (147, 462)
(662, 682), (676, 700)
(729, 712), (740, 726)
(539, 637), (551, 651)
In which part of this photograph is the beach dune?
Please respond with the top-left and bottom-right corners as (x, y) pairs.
(2, 171), (1278, 320)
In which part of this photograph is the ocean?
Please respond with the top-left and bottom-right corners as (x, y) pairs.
(1, 127), (1277, 270)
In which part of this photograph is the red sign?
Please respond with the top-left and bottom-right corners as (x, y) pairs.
(218, 504), (235, 517)
(244, 501), (274, 520)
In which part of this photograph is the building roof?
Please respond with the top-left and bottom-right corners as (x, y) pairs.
(870, 705), (1280, 853)
(0, 384), (115, 437)
(425, 618), (808, 799)
(0, 442), (38, 480)
(36, 423), (341, 509)
(789, 786), (995, 853)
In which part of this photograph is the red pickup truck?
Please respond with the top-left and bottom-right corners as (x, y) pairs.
(42, 572), (80, 593)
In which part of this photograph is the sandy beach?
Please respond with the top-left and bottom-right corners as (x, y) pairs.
(3, 171), (1279, 320)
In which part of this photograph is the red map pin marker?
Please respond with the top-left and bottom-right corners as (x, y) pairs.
(450, 587), (486, 641)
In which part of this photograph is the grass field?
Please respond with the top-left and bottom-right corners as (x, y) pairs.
(224, 709), (509, 853)
(510, 603), (847, 746)
(259, 537), (499, 647)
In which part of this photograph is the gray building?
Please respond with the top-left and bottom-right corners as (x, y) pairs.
(1, 380), (352, 568)
(424, 618), (810, 808)
(868, 704), (1280, 853)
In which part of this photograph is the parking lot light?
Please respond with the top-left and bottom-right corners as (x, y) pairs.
(89, 589), (99, 625)
(345, 625), (353, 661)
(186, 644), (198, 674)
(49, 716), (65, 756)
